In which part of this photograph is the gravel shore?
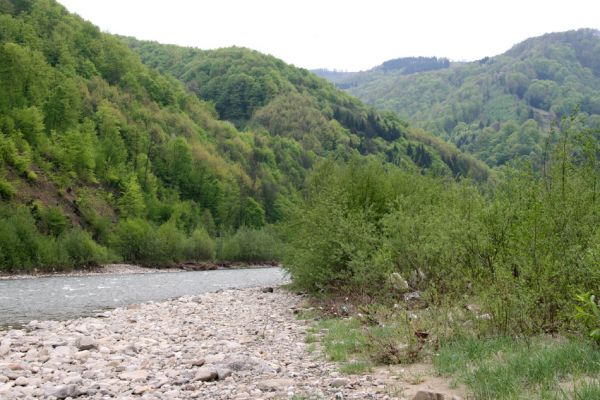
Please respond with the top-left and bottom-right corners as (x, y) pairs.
(0, 286), (460, 399)
(0, 287), (381, 399)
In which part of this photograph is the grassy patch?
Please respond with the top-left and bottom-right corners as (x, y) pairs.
(339, 360), (373, 374)
(435, 336), (600, 399)
(317, 318), (367, 362)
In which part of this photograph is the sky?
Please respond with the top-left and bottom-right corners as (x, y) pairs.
(57, 0), (599, 71)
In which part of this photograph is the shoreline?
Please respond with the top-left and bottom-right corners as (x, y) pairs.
(0, 262), (281, 281)
(0, 286), (413, 399)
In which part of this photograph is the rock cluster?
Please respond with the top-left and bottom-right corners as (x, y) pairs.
(0, 287), (413, 399)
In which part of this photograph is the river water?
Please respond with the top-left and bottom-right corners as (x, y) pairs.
(0, 267), (287, 327)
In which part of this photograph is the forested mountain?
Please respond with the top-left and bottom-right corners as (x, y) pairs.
(0, 0), (486, 272)
(316, 29), (600, 166)
(123, 38), (488, 180)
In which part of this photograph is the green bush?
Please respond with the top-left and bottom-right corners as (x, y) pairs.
(217, 225), (282, 263)
(0, 178), (16, 200)
(60, 229), (112, 268)
(184, 227), (216, 261)
(110, 218), (162, 265)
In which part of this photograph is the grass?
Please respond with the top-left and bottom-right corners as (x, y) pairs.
(305, 318), (373, 374)
(316, 318), (367, 362)
(434, 336), (600, 399)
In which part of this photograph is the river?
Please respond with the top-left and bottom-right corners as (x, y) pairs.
(0, 267), (287, 327)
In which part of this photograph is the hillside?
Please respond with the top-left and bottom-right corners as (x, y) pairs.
(0, 0), (487, 272)
(316, 29), (600, 166)
(123, 39), (488, 180)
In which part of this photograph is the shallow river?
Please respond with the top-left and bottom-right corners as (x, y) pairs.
(0, 267), (287, 327)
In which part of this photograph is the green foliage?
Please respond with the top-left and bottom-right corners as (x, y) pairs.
(0, 204), (113, 272)
(575, 293), (600, 343)
(216, 226), (282, 263)
(33, 203), (69, 237)
(110, 218), (161, 265)
(60, 228), (112, 268)
(0, 177), (15, 199)
(118, 176), (145, 218)
(185, 227), (216, 261)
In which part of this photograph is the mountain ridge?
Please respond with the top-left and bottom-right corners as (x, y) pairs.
(315, 28), (600, 166)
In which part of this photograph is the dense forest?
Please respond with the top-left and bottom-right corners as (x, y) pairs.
(0, 0), (486, 272)
(123, 38), (488, 180)
(316, 29), (600, 166)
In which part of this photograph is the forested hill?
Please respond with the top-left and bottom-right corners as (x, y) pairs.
(0, 0), (486, 272)
(316, 29), (600, 166)
(123, 38), (488, 180)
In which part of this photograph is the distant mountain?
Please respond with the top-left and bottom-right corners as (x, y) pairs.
(317, 29), (600, 166)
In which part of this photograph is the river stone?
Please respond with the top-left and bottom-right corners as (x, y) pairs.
(191, 359), (205, 367)
(133, 385), (150, 394)
(0, 375), (8, 383)
(193, 367), (218, 382)
(14, 376), (30, 386)
(258, 378), (294, 391)
(119, 369), (149, 381)
(52, 346), (72, 357)
(76, 336), (97, 351)
(7, 363), (22, 371)
(47, 384), (80, 399)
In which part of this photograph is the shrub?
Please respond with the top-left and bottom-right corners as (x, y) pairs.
(184, 227), (216, 261)
(0, 178), (16, 200)
(110, 218), (162, 265)
(60, 229), (112, 268)
(217, 225), (282, 263)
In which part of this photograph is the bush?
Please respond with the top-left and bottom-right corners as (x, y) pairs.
(60, 229), (112, 268)
(110, 218), (162, 265)
(217, 225), (282, 263)
(184, 227), (216, 261)
(0, 178), (16, 200)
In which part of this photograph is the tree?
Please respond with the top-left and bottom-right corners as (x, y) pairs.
(119, 176), (145, 218)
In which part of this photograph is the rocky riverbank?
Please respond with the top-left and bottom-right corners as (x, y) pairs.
(0, 287), (461, 399)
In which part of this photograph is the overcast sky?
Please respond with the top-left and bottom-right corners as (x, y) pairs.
(57, 0), (599, 71)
